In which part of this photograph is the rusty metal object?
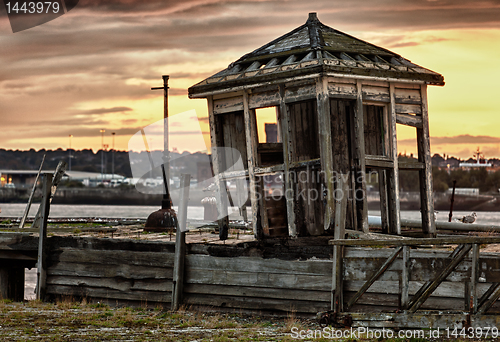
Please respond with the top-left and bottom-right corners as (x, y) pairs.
(144, 75), (178, 232)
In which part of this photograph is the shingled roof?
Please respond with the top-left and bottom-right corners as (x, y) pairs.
(189, 13), (444, 97)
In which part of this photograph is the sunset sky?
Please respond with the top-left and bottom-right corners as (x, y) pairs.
(1, 0), (500, 159)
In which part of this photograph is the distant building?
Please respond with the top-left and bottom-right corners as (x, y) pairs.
(0, 169), (125, 188)
(459, 147), (492, 169)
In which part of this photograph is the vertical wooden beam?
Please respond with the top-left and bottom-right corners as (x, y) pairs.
(243, 91), (262, 239)
(207, 96), (229, 240)
(417, 84), (436, 237)
(388, 84), (401, 235)
(469, 243), (479, 313)
(354, 80), (369, 233)
(279, 85), (297, 237)
(172, 174), (189, 310)
(36, 173), (52, 301)
(400, 245), (410, 310)
(378, 170), (389, 234)
(316, 77), (335, 234)
(331, 176), (347, 311)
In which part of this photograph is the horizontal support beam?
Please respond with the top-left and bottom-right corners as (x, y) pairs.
(289, 158), (321, 169)
(329, 236), (500, 247)
(396, 113), (423, 128)
(365, 156), (394, 169)
(254, 164), (284, 175)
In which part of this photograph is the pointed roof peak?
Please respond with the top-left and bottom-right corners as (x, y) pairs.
(307, 12), (319, 22)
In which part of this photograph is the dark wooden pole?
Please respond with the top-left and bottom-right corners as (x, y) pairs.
(448, 180), (457, 222)
(172, 174), (190, 310)
(36, 173), (52, 301)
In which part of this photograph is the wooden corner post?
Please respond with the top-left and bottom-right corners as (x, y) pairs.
(279, 85), (297, 237)
(354, 81), (369, 233)
(243, 91), (263, 239)
(388, 84), (401, 235)
(417, 84), (436, 237)
(207, 96), (230, 240)
(316, 77), (335, 234)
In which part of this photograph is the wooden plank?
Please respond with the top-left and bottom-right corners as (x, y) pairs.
(345, 246), (403, 310)
(184, 268), (331, 291)
(417, 84), (436, 237)
(470, 243), (479, 313)
(354, 80), (369, 233)
(213, 96), (244, 114)
(19, 154), (46, 229)
(248, 91), (280, 109)
(408, 244), (472, 312)
(365, 156), (394, 169)
(46, 275), (173, 293)
(46, 284), (171, 303)
(50, 248), (176, 267)
(172, 174), (189, 310)
(336, 312), (500, 329)
(328, 82), (357, 98)
(401, 245), (410, 309)
(388, 83), (401, 235)
(185, 254), (331, 275)
(36, 173), (52, 301)
(330, 236), (500, 246)
(362, 85), (390, 103)
(47, 262), (173, 279)
(284, 84), (316, 103)
(344, 280), (496, 299)
(394, 88), (422, 104)
(279, 85), (295, 237)
(184, 293), (325, 313)
(396, 113), (423, 128)
(395, 103), (422, 115)
(184, 283), (330, 302)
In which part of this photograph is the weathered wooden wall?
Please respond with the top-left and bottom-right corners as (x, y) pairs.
(39, 236), (500, 315)
(45, 237), (176, 307)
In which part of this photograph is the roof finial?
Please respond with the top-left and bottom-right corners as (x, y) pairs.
(308, 12), (318, 22)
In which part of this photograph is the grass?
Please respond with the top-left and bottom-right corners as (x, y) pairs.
(0, 299), (485, 341)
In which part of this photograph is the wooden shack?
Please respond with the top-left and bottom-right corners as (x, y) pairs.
(188, 13), (444, 240)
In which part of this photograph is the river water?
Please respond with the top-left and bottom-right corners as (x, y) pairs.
(1, 203), (499, 225)
(1, 203), (498, 300)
